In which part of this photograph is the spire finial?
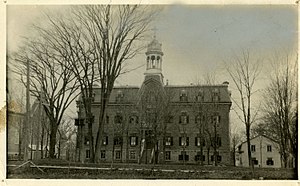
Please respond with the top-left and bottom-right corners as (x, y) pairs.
(151, 26), (158, 40)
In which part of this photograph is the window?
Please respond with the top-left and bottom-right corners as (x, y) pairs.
(178, 151), (189, 161)
(180, 90), (188, 102)
(102, 136), (108, 146)
(252, 157), (258, 165)
(211, 155), (222, 162)
(86, 150), (90, 159)
(84, 137), (90, 145)
(165, 136), (173, 146)
(196, 89), (204, 102)
(195, 152), (205, 161)
(114, 136), (123, 146)
(165, 115), (174, 123)
(212, 88), (220, 102)
(129, 115), (139, 124)
(211, 114), (221, 125)
(114, 114), (123, 124)
(116, 91), (124, 102)
(195, 114), (205, 124)
(267, 145), (272, 152)
(115, 150), (121, 160)
(100, 150), (106, 159)
(251, 145), (256, 152)
(266, 158), (274, 166)
(179, 136), (189, 146)
(217, 136), (222, 147)
(130, 136), (138, 146)
(106, 115), (109, 124)
(129, 151), (136, 160)
(165, 151), (171, 160)
(195, 137), (205, 147)
(179, 112), (189, 124)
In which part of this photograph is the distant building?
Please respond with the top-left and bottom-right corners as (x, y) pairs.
(76, 36), (232, 165)
(7, 104), (24, 160)
(236, 135), (281, 168)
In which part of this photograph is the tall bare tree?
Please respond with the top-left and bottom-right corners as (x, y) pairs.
(260, 52), (297, 168)
(225, 50), (261, 168)
(70, 5), (160, 162)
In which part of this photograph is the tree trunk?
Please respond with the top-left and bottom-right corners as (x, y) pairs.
(49, 122), (58, 159)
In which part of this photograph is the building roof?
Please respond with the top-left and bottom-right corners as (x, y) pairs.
(237, 134), (278, 148)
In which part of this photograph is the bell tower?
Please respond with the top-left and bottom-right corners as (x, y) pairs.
(144, 34), (164, 82)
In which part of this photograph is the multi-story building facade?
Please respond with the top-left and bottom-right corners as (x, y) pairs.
(75, 36), (232, 165)
(236, 135), (281, 168)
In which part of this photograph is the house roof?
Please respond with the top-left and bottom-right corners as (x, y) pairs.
(237, 134), (278, 148)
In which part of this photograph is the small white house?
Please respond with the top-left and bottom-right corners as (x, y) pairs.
(236, 135), (281, 168)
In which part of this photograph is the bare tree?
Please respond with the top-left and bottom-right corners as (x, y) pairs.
(70, 5), (160, 162)
(10, 31), (80, 158)
(260, 52), (297, 168)
(225, 50), (261, 169)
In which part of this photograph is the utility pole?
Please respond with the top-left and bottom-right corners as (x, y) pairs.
(24, 59), (30, 160)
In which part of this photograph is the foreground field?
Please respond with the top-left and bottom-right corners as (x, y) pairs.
(7, 159), (297, 179)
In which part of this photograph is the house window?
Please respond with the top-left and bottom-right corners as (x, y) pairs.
(100, 150), (106, 159)
(114, 114), (123, 124)
(195, 114), (205, 124)
(129, 151), (136, 160)
(178, 151), (189, 161)
(116, 91), (124, 102)
(165, 136), (173, 146)
(165, 151), (171, 160)
(180, 90), (188, 102)
(266, 158), (274, 165)
(252, 157), (258, 165)
(86, 150), (90, 159)
(130, 136), (138, 146)
(102, 136), (108, 146)
(179, 136), (189, 146)
(115, 150), (121, 160)
(179, 112), (189, 124)
(267, 145), (272, 152)
(114, 136), (123, 146)
(251, 145), (256, 152)
(195, 137), (205, 147)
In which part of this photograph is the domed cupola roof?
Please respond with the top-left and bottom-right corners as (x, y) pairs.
(146, 37), (163, 55)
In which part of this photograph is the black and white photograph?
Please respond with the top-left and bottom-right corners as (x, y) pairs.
(3, 1), (298, 182)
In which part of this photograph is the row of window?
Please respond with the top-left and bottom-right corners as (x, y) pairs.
(115, 89), (221, 103)
(85, 149), (222, 163)
(252, 157), (274, 166)
(84, 135), (222, 147)
(85, 149), (137, 160)
(251, 145), (273, 152)
(168, 152), (222, 162)
(111, 113), (221, 125)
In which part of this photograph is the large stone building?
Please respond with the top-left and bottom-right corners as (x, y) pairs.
(76, 37), (232, 165)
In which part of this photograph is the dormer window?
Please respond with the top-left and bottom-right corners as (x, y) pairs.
(196, 89), (204, 102)
(180, 90), (188, 102)
(212, 88), (220, 102)
(116, 90), (124, 102)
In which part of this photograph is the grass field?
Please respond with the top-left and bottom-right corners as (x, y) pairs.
(6, 159), (297, 179)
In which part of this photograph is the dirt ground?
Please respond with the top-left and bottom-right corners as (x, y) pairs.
(6, 160), (297, 179)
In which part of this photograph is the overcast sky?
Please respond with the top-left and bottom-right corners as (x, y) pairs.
(6, 5), (298, 132)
